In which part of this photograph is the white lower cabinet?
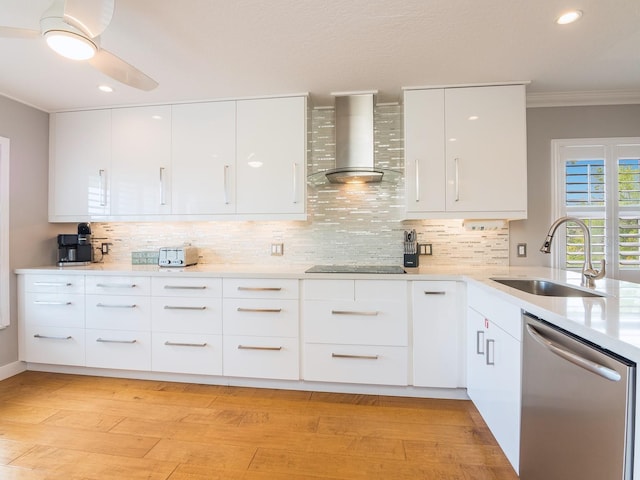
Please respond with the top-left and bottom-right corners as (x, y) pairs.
(412, 281), (465, 388)
(303, 280), (408, 385)
(222, 278), (300, 380)
(466, 283), (522, 473)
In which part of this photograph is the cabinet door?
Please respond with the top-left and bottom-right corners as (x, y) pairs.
(404, 89), (446, 213)
(171, 101), (236, 215)
(49, 110), (111, 221)
(444, 85), (527, 215)
(111, 106), (172, 216)
(236, 96), (306, 216)
(412, 281), (463, 388)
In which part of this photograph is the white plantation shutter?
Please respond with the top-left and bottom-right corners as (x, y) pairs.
(553, 138), (640, 283)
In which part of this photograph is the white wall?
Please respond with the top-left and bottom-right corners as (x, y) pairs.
(510, 104), (640, 266)
(0, 95), (56, 367)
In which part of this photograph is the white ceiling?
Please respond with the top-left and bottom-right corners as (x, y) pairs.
(1, 0), (639, 112)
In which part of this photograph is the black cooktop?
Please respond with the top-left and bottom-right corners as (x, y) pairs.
(305, 265), (406, 274)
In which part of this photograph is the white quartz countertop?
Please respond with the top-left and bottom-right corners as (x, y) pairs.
(15, 263), (640, 361)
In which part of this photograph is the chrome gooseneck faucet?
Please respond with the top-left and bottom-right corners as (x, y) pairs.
(540, 216), (606, 288)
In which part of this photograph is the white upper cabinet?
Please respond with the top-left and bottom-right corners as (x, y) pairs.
(49, 110), (111, 221)
(110, 105), (172, 216)
(404, 84), (527, 220)
(171, 101), (236, 215)
(236, 96), (306, 217)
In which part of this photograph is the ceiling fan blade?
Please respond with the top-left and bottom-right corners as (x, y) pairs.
(0, 26), (40, 39)
(63, 0), (115, 38)
(89, 48), (158, 91)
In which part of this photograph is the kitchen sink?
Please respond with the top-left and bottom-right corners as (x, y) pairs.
(490, 278), (604, 297)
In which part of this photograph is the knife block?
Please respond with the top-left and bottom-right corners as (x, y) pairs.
(403, 252), (419, 268)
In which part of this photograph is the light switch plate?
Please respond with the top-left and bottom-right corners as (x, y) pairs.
(517, 243), (527, 257)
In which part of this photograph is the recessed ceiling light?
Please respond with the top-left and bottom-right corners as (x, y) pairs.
(98, 85), (113, 93)
(468, 115), (479, 121)
(556, 10), (583, 25)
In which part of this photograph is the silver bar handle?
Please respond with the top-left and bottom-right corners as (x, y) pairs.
(34, 301), (72, 306)
(96, 303), (137, 308)
(486, 338), (495, 365)
(526, 324), (621, 382)
(95, 283), (137, 288)
(159, 167), (166, 205)
(238, 345), (282, 351)
(96, 338), (137, 344)
(164, 305), (207, 310)
(238, 286), (282, 292)
(476, 330), (485, 355)
(292, 162), (298, 204)
(454, 157), (460, 202)
(33, 282), (72, 287)
(423, 291), (446, 295)
(34, 334), (72, 340)
(164, 341), (207, 347)
(99, 169), (106, 206)
(331, 310), (379, 316)
(415, 159), (420, 202)
(223, 164), (230, 204)
(164, 285), (207, 290)
(237, 307), (282, 313)
(332, 353), (379, 360)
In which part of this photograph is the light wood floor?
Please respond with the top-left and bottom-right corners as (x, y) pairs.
(0, 371), (518, 479)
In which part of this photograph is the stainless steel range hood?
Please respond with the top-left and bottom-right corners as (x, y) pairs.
(308, 93), (400, 185)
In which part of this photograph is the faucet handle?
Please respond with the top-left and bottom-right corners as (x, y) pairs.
(584, 259), (606, 281)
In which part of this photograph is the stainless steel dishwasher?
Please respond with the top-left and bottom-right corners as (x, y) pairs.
(520, 312), (635, 480)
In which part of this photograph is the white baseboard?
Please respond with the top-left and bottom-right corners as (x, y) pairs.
(0, 361), (26, 381)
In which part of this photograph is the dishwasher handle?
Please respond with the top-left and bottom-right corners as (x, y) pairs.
(525, 324), (622, 382)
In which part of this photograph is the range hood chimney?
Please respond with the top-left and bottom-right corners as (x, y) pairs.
(326, 93), (383, 184)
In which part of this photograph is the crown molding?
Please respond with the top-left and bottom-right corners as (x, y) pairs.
(526, 90), (640, 108)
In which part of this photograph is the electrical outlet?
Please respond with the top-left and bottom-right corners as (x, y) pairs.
(101, 242), (112, 255)
(419, 243), (433, 255)
(517, 243), (527, 257)
(271, 243), (284, 256)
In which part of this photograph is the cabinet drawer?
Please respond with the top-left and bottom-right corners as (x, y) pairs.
(85, 329), (151, 370)
(467, 283), (522, 340)
(23, 274), (85, 294)
(303, 343), (408, 386)
(22, 325), (85, 366)
(223, 335), (299, 380)
(86, 295), (151, 331)
(86, 276), (151, 295)
(223, 299), (298, 337)
(304, 280), (354, 300)
(152, 333), (222, 375)
(303, 300), (407, 346)
(152, 297), (222, 334)
(304, 280), (407, 301)
(23, 292), (85, 327)
(151, 277), (222, 297)
(223, 278), (299, 299)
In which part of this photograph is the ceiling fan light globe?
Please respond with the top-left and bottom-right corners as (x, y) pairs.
(45, 30), (97, 60)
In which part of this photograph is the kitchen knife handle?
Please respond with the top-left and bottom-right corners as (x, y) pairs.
(223, 164), (230, 204)
(415, 159), (420, 202)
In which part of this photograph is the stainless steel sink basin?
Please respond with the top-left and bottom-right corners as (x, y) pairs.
(490, 278), (604, 297)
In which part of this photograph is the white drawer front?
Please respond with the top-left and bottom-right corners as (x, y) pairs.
(467, 283), (522, 341)
(223, 299), (298, 337)
(151, 277), (222, 297)
(223, 278), (299, 299)
(152, 333), (222, 375)
(223, 335), (299, 380)
(304, 280), (354, 300)
(354, 280), (407, 301)
(24, 274), (85, 294)
(86, 276), (151, 296)
(152, 297), (222, 334)
(86, 295), (151, 331)
(304, 343), (408, 386)
(303, 300), (407, 346)
(22, 325), (85, 366)
(23, 292), (85, 328)
(85, 329), (151, 370)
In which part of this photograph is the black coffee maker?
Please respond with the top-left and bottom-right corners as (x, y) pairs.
(57, 223), (93, 266)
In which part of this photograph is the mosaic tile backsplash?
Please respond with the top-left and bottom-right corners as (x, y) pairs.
(90, 104), (509, 267)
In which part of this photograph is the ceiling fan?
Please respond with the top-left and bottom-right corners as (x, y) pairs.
(0, 0), (158, 91)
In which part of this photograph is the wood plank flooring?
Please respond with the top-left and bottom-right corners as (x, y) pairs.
(0, 372), (518, 479)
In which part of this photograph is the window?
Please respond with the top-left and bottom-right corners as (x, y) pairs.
(0, 136), (9, 328)
(553, 138), (640, 283)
